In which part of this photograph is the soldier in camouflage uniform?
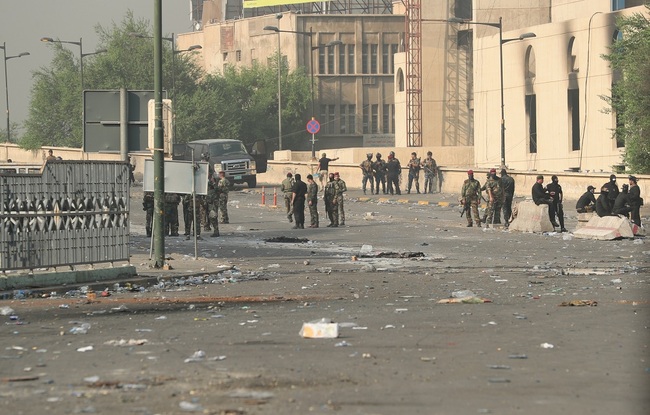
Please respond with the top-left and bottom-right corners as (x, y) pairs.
(281, 173), (295, 223)
(217, 171), (230, 224)
(422, 151), (438, 194)
(206, 176), (220, 237)
(373, 153), (387, 195)
(182, 194), (201, 240)
(307, 174), (319, 227)
(359, 153), (375, 195)
(324, 173), (338, 227)
(406, 152), (421, 194)
(333, 172), (347, 226)
(461, 170), (482, 227)
(163, 193), (181, 236)
(143, 191), (154, 237)
(484, 168), (503, 227)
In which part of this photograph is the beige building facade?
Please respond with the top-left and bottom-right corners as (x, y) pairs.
(473, 0), (647, 172)
(177, 12), (404, 150)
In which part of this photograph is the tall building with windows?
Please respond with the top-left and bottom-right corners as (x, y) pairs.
(179, 5), (403, 150)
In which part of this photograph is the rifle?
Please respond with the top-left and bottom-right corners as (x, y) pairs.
(460, 199), (470, 217)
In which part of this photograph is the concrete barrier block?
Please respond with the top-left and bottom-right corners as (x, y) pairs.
(573, 215), (636, 240)
(577, 212), (595, 222)
(509, 201), (554, 233)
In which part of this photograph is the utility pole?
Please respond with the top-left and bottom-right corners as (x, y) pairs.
(152, 0), (165, 268)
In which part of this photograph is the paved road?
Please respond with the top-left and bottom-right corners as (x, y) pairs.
(1, 186), (648, 415)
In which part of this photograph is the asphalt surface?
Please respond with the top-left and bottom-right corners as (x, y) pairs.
(1, 185), (649, 415)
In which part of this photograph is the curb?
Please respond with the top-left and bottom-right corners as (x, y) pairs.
(0, 266), (138, 291)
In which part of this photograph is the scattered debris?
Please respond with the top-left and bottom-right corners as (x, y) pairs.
(540, 343), (555, 349)
(104, 339), (149, 346)
(559, 300), (597, 307)
(361, 251), (425, 258)
(300, 318), (339, 338)
(264, 236), (309, 243)
(1, 375), (39, 382)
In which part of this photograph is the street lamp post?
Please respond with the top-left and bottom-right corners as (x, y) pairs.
(1, 43), (30, 143)
(40, 37), (107, 90)
(449, 17), (535, 167)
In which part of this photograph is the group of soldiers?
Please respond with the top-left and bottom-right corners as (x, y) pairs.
(281, 170), (348, 229)
(358, 150), (438, 196)
(575, 174), (643, 225)
(143, 154), (230, 239)
(460, 168), (516, 229)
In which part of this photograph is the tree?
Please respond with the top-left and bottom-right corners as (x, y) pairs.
(22, 45), (82, 149)
(21, 11), (202, 150)
(175, 56), (311, 150)
(604, 5), (650, 174)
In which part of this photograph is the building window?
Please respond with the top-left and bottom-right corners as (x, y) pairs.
(362, 44), (368, 73)
(396, 68), (404, 92)
(526, 94), (538, 153)
(568, 89), (580, 151)
(612, 0), (625, 10)
(327, 104), (336, 134)
(391, 104), (395, 133)
(339, 44), (346, 74)
(236, 50), (242, 62)
(370, 44), (378, 74)
(340, 104), (356, 134)
(382, 104), (390, 132)
(327, 46), (335, 74)
(348, 45), (355, 74)
(382, 44), (398, 74)
(455, 0), (472, 19)
(371, 104), (378, 133)
(363, 105), (369, 133)
(348, 105), (356, 134)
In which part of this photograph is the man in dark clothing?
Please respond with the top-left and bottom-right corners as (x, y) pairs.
(576, 186), (597, 213)
(546, 175), (567, 232)
(612, 184), (632, 218)
(386, 151), (401, 195)
(601, 174), (619, 214)
(628, 175), (643, 226)
(500, 169), (515, 227)
(291, 173), (308, 229)
(531, 175), (557, 227)
(317, 153), (339, 191)
(595, 192), (612, 217)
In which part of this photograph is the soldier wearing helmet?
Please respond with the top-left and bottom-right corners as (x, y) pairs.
(386, 151), (402, 195)
(422, 151), (438, 193)
(359, 153), (375, 195)
(461, 169), (482, 227)
(373, 153), (387, 194)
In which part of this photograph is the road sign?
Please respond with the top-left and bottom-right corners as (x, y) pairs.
(306, 119), (320, 134)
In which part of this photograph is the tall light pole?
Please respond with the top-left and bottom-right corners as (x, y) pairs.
(264, 14), (283, 151)
(40, 37), (106, 90)
(449, 17), (535, 168)
(1, 43), (30, 143)
(263, 24), (342, 156)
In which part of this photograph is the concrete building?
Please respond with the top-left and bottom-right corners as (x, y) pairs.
(393, 0), (647, 172)
(177, 10), (404, 150)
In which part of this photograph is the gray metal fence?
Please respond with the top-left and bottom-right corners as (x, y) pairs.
(1, 161), (130, 271)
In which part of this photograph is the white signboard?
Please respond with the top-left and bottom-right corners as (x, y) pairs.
(143, 159), (209, 195)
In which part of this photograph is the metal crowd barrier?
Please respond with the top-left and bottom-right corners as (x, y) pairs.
(0, 161), (130, 271)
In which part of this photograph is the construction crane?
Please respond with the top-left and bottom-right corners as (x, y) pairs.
(404, 0), (422, 147)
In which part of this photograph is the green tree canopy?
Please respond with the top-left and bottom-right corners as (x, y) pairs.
(604, 5), (650, 174)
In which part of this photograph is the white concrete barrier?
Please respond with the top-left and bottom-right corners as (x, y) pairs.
(509, 200), (554, 233)
(573, 215), (641, 240)
(576, 212), (595, 229)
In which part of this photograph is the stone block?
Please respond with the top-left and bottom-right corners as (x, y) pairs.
(573, 215), (637, 240)
(509, 201), (554, 233)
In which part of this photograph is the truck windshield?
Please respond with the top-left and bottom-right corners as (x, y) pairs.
(210, 142), (248, 157)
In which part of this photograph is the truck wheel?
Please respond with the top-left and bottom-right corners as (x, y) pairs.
(247, 177), (257, 188)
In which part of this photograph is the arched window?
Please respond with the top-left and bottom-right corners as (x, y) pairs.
(396, 68), (404, 92)
(524, 46), (537, 153)
(567, 36), (579, 74)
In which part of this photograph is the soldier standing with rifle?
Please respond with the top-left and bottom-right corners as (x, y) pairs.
(422, 151), (438, 194)
(324, 173), (338, 227)
(461, 170), (482, 228)
(360, 153), (375, 195)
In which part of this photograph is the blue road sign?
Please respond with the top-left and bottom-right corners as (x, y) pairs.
(306, 119), (320, 134)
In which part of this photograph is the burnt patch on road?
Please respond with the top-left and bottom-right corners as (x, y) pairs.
(264, 236), (309, 243)
(360, 251), (425, 259)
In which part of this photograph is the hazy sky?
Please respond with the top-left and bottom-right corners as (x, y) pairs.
(0, 0), (194, 134)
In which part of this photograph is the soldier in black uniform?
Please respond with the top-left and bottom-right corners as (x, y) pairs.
(612, 184), (632, 218)
(291, 173), (308, 229)
(500, 169), (515, 227)
(532, 175), (557, 227)
(386, 151), (401, 195)
(576, 186), (597, 213)
(546, 175), (567, 232)
(628, 175), (643, 226)
(600, 174), (619, 214)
